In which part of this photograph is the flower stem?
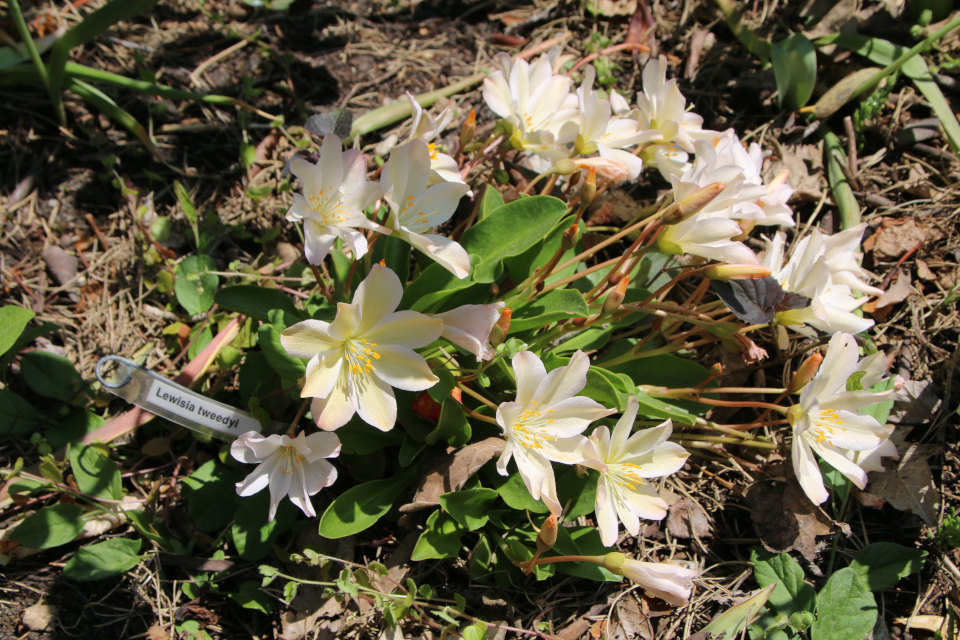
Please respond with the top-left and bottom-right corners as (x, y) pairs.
(464, 407), (500, 425)
(672, 395), (789, 414)
(456, 382), (498, 409)
(287, 399), (311, 436)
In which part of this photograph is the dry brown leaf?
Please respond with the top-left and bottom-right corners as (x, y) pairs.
(894, 615), (950, 635)
(874, 269), (915, 309)
(665, 498), (712, 539)
(915, 258), (937, 281)
(611, 595), (654, 640)
(146, 623), (171, 640)
(743, 477), (834, 561)
(22, 600), (56, 631)
(399, 437), (504, 513)
(811, 67), (882, 119)
(764, 144), (823, 202)
(864, 218), (940, 261)
(42, 245), (79, 287)
(867, 442), (940, 525)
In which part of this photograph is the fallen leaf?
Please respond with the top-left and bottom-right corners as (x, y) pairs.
(22, 600), (56, 631)
(890, 380), (941, 426)
(867, 442), (940, 525)
(665, 498), (712, 539)
(174, 603), (219, 627)
(874, 269), (915, 310)
(42, 245), (79, 287)
(894, 615), (948, 634)
(612, 594), (654, 640)
(811, 67), (882, 119)
(742, 476), (833, 561)
(915, 258), (936, 281)
(864, 218), (940, 261)
(399, 437), (505, 512)
(146, 623), (170, 640)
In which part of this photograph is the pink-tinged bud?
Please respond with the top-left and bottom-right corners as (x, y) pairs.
(552, 159), (578, 176)
(710, 363), (723, 377)
(703, 264), (772, 281)
(561, 224), (580, 251)
(535, 514), (559, 555)
(661, 182), (726, 225)
(788, 352), (823, 394)
(489, 308), (512, 347)
(601, 275), (630, 317)
(459, 109), (476, 149)
(581, 167), (597, 204)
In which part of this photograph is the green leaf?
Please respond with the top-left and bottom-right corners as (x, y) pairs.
(716, 0), (771, 62)
(231, 491), (298, 561)
(63, 78), (158, 155)
(411, 510), (465, 560)
(174, 181), (198, 225)
(336, 417), (406, 454)
(860, 378), (897, 425)
(470, 534), (495, 579)
(823, 129), (860, 229)
(46, 410), (104, 449)
(581, 367), (625, 411)
(215, 285), (304, 322)
(20, 351), (85, 401)
(0, 321), (58, 367)
(495, 472), (549, 513)
(11, 503), (85, 549)
(425, 397), (472, 447)
(556, 466), (598, 520)
(175, 255), (219, 316)
(771, 33), (817, 110)
(634, 390), (698, 425)
(552, 526), (618, 581)
(400, 260), (481, 313)
(0, 305), (34, 357)
(750, 548), (816, 616)
(258, 323), (306, 381)
(460, 195), (569, 283)
(812, 568), (878, 640)
(230, 581), (277, 614)
(69, 443), (122, 501)
(182, 460), (243, 532)
(439, 488), (498, 531)
(604, 353), (715, 416)
(478, 185), (505, 221)
(510, 289), (589, 332)
(700, 584), (777, 639)
(63, 538), (143, 581)
(319, 467), (417, 538)
(849, 542), (927, 590)
(0, 389), (42, 436)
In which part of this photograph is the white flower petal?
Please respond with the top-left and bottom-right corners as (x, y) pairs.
(371, 344), (439, 391)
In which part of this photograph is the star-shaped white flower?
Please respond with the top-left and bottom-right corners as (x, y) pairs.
(231, 430), (341, 521)
(431, 302), (505, 362)
(381, 140), (471, 278)
(404, 92), (465, 186)
(604, 553), (698, 606)
(590, 397), (689, 547)
(286, 134), (385, 265)
(281, 265), (443, 432)
(496, 350), (616, 515)
(635, 55), (711, 153)
(788, 332), (898, 505)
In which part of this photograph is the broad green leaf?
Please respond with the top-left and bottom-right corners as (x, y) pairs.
(849, 542), (927, 590)
(634, 390), (698, 425)
(215, 285), (304, 322)
(771, 33), (817, 110)
(478, 184), (505, 220)
(63, 538), (143, 581)
(401, 259), (481, 313)
(230, 581), (277, 614)
(47, 410), (105, 449)
(824, 129), (860, 229)
(812, 67), (882, 119)
(0, 389), (42, 435)
(336, 417), (405, 454)
(604, 353), (716, 415)
(231, 491), (298, 561)
(812, 568), (878, 640)
(411, 510), (465, 560)
(439, 488), (498, 530)
(552, 526), (618, 581)
(69, 443), (122, 500)
(425, 397), (472, 447)
(470, 534), (495, 579)
(182, 460), (244, 532)
(0, 306), (34, 357)
(319, 467), (417, 538)
(11, 503), (85, 549)
(0, 321), (58, 367)
(556, 466), (598, 520)
(20, 351), (85, 401)
(751, 548), (816, 616)
(504, 216), (582, 286)
(716, 0), (771, 62)
(495, 472), (549, 513)
(258, 323), (305, 381)
(460, 195), (569, 283)
(510, 289), (589, 332)
(860, 378), (897, 425)
(700, 584), (776, 639)
(175, 255), (219, 316)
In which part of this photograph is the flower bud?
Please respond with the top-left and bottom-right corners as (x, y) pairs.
(489, 308), (512, 347)
(710, 362), (723, 378)
(789, 612), (816, 632)
(661, 182), (725, 225)
(601, 275), (629, 318)
(459, 109), (476, 149)
(703, 264), (772, 281)
(552, 159), (578, 176)
(561, 224), (580, 251)
(535, 514), (559, 555)
(788, 352), (823, 394)
(580, 167), (597, 205)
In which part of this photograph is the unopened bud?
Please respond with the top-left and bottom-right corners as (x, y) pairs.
(788, 352), (823, 394)
(552, 159), (578, 175)
(459, 109), (476, 149)
(535, 514), (559, 555)
(581, 167), (597, 204)
(561, 224), (580, 251)
(379, 259), (387, 266)
(703, 264), (772, 281)
(601, 275), (629, 317)
(661, 182), (725, 225)
(489, 308), (512, 347)
(710, 363), (723, 377)
(789, 611), (815, 632)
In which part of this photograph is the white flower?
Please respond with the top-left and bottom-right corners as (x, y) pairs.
(820, 224), (884, 296)
(496, 350), (616, 515)
(286, 134), (385, 265)
(636, 55), (710, 153)
(381, 140), (472, 278)
(788, 332), (897, 505)
(683, 135), (774, 223)
(604, 553), (698, 606)
(761, 230), (874, 336)
(280, 265), (443, 432)
(431, 302), (505, 361)
(231, 430), (341, 521)
(590, 397), (689, 546)
(404, 93), (464, 186)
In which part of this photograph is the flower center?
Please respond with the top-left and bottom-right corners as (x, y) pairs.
(345, 338), (379, 377)
(275, 445), (305, 475)
(608, 463), (646, 491)
(511, 403), (555, 450)
(809, 408), (844, 446)
(307, 190), (348, 225)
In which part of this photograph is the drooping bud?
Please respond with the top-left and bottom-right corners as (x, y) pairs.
(561, 224), (580, 252)
(489, 308), (512, 347)
(703, 264), (772, 281)
(601, 275), (630, 318)
(788, 352), (823, 394)
(459, 109), (476, 149)
(535, 514), (559, 556)
(552, 159), (578, 176)
(580, 167), (597, 205)
(661, 182), (726, 225)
